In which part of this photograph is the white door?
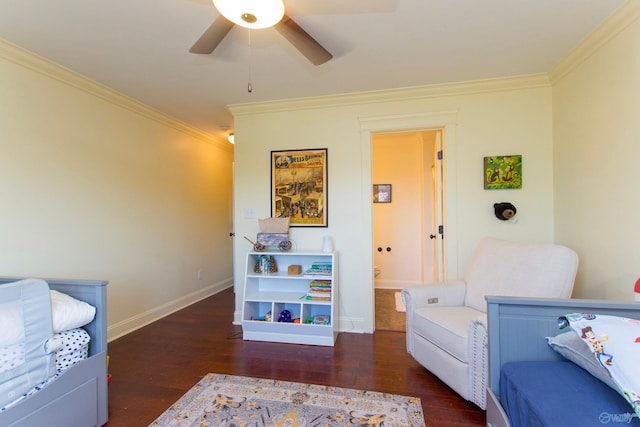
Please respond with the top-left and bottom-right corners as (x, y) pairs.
(420, 130), (442, 283)
(432, 130), (445, 282)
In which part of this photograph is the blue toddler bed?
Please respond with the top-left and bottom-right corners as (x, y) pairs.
(486, 296), (640, 427)
(0, 276), (108, 427)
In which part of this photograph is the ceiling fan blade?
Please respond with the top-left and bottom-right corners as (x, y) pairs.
(189, 15), (234, 54)
(275, 14), (332, 66)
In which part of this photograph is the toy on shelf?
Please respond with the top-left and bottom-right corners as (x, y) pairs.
(254, 255), (278, 273)
(277, 310), (293, 322)
(244, 217), (292, 251)
(251, 310), (272, 322)
(306, 314), (330, 325)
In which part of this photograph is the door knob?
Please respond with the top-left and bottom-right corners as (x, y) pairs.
(429, 234), (436, 239)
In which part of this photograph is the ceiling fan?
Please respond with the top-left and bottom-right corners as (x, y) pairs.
(189, 0), (332, 66)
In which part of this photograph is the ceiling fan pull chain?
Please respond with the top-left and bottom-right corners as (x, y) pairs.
(247, 29), (253, 93)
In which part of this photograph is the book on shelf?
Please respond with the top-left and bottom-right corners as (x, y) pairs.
(309, 279), (331, 293)
(301, 294), (331, 301)
(307, 290), (331, 297)
(308, 289), (331, 295)
(303, 262), (333, 277)
(309, 280), (332, 293)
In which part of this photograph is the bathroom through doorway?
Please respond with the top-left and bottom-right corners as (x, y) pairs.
(372, 129), (444, 331)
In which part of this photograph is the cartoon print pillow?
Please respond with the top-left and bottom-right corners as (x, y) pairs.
(559, 313), (640, 417)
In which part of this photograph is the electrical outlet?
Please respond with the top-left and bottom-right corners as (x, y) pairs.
(428, 297), (439, 304)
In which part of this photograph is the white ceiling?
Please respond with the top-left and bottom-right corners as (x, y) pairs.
(0, 0), (625, 141)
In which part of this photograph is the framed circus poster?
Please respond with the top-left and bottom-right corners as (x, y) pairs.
(271, 148), (328, 227)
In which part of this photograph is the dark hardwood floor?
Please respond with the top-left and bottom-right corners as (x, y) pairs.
(105, 287), (485, 426)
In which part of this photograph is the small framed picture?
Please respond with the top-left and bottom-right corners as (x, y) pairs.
(484, 155), (522, 189)
(373, 184), (392, 203)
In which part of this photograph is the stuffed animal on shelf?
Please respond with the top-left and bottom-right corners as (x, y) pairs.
(277, 310), (293, 322)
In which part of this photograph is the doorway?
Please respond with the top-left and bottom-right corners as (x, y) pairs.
(372, 129), (444, 331)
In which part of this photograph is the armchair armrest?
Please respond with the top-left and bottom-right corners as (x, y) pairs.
(402, 282), (467, 355)
(402, 281), (467, 310)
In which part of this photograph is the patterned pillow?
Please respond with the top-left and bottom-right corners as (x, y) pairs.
(546, 331), (618, 392)
(559, 313), (640, 417)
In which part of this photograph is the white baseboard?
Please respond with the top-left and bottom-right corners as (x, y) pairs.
(338, 316), (370, 334)
(107, 279), (233, 341)
(374, 279), (419, 290)
(233, 309), (242, 326)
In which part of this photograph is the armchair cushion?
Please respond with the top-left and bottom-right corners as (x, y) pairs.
(464, 238), (578, 312)
(402, 283), (467, 354)
(413, 306), (484, 363)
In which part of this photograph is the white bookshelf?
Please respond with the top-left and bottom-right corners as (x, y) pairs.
(241, 250), (338, 346)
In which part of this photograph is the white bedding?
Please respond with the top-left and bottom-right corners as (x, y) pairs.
(0, 300), (25, 347)
(0, 328), (91, 411)
(0, 342), (25, 374)
(0, 288), (96, 346)
(0, 279), (97, 411)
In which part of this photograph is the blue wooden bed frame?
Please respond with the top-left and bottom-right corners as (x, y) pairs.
(0, 276), (108, 427)
(486, 296), (640, 427)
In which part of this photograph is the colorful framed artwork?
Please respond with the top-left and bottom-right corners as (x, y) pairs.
(484, 155), (522, 190)
(373, 184), (392, 203)
(271, 148), (328, 227)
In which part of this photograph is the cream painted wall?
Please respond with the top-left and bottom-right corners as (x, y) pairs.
(552, 2), (640, 301)
(0, 41), (234, 340)
(230, 76), (555, 333)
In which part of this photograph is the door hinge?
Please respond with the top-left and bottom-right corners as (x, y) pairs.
(437, 150), (443, 160)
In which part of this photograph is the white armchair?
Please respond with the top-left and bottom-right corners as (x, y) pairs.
(402, 237), (578, 409)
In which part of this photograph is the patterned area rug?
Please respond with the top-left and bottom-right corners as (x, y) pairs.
(150, 373), (425, 426)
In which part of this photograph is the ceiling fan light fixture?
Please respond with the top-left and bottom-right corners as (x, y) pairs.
(213, 0), (285, 29)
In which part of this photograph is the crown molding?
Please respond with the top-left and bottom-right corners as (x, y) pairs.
(548, 0), (640, 85)
(0, 38), (231, 151)
(228, 74), (550, 117)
